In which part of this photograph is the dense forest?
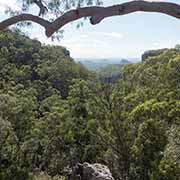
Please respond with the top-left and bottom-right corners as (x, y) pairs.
(0, 30), (180, 180)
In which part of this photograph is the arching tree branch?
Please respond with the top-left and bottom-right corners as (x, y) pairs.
(0, 14), (51, 31)
(0, 1), (180, 37)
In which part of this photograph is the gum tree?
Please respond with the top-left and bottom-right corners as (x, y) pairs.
(0, 0), (180, 37)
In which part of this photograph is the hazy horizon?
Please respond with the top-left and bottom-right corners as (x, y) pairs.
(75, 57), (140, 61)
(0, 0), (179, 58)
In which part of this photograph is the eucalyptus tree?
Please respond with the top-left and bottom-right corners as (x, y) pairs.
(0, 0), (179, 37)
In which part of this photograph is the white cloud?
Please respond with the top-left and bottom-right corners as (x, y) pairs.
(152, 41), (176, 49)
(89, 31), (124, 39)
(0, 0), (20, 13)
(28, 29), (124, 58)
(101, 32), (123, 38)
(145, 0), (168, 1)
(152, 42), (160, 47)
(62, 37), (108, 48)
(81, 34), (88, 38)
(74, 32), (124, 40)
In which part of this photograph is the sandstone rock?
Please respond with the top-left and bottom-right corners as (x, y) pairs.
(142, 48), (168, 61)
(68, 162), (114, 180)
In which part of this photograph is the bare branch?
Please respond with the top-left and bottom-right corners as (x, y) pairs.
(0, 1), (180, 37)
(33, 0), (48, 16)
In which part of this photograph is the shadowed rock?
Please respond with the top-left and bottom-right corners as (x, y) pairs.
(142, 48), (168, 61)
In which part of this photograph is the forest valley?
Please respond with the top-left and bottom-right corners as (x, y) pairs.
(0, 30), (180, 180)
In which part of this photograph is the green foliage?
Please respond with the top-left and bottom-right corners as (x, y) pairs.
(0, 30), (180, 180)
(0, 30), (90, 179)
(155, 159), (180, 180)
(131, 119), (167, 179)
(97, 64), (124, 83)
(64, 79), (100, 163)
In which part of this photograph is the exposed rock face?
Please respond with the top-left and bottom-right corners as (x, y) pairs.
(62, 48), (70, 57)
(142, 48), (168, 61)
(68, 163), (114, 180)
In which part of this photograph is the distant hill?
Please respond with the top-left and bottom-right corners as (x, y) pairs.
(75, 58), (139, 71)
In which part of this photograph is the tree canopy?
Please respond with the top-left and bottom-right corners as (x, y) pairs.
(0, 29), (180, 179)
(0, 0), (179, 37)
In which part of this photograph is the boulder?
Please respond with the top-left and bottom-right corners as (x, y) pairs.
(68, 162), (114, 180)
(142, 48), (168, 61)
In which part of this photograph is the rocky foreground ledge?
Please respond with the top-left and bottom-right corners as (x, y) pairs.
(68, 162), (114, 180)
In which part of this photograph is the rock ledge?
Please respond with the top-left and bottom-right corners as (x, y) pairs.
(68, 162), (114, 180)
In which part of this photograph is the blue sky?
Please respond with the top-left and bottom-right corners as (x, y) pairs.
(0, 0), (180, 59)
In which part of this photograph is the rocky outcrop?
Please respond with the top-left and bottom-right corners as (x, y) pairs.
(142, 48), (168, 61)
(68, 163), (114, 180)
(63, 48), (70, 57)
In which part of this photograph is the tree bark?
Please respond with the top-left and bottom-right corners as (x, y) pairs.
(0, 0), (179, 37)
